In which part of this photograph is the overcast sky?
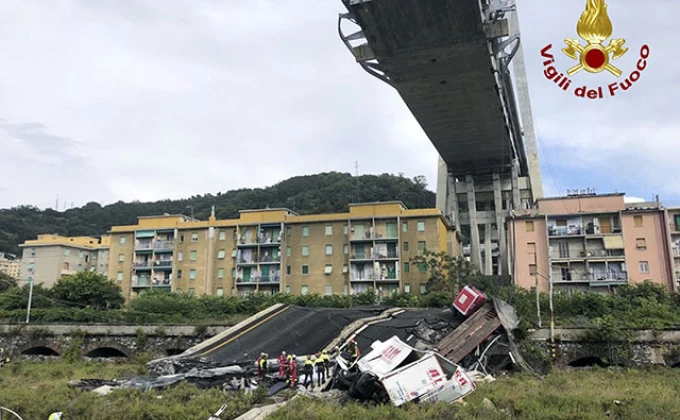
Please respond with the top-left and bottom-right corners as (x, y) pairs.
(0, 0), (675, 210)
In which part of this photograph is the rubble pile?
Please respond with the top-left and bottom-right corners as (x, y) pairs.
(69, 286), (533, 417)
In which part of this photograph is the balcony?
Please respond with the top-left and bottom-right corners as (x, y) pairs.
(350, 231), (375, 242)
(589, 272), (628, 286)
(548, 226), (583, 237)
(236, 275), (281, 284)
(134, 261), (152, 269)
(584, 225), (622, 235)
(350, 254), (373, 262)
(259, 255), (282, 264)
(375, 251), (399, 260)
(587, 249), (626, 259)
(374, 232), (398, 242)
(153, 241), (175, 251)
(237, 258), (258, 265)
(132, 279), (172, 288)
(152, 260), (173, 270)
(351, 274), (376, 281)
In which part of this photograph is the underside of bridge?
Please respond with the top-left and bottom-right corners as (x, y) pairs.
(339, 0), (543, 276)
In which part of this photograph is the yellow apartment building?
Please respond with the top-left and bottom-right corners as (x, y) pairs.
(18, 235), (111, 287)
(0, 253), (21, 279)
(508, 192), (674, 293)
(107, 202), (459, 299)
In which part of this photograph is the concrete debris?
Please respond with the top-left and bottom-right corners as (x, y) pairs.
(92, 385), (114, 396)
(481, 398), (496, 410)
(232, 400), (292, 420)
(68, 285), (533, 415)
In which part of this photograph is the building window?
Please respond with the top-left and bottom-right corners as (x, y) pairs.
(178, 252), (183, 261)
(529, 264), (537, 275)
(325, 245), (333, 256)
(179, 234), (184, 243)
(64, 249), (70, 257)
(286, 265), (291, 275)
(403, 221), (408, 232)
(116, 272), (123, 281)
(556, 219), (567, 227)
(177, 269), (183, 279)
(324, 265), (333, 275)
(302, 265), (309, 275)
(404, 284), (411, 293)
(526, 221), (535, 232)
(404, 262), (410, 273)
(403, 242), (409, 252)
(639, 261), (649, 273)
(343, 225), (348, 235)
(417, 221), (425, 232)
(634, 215), (643, 227)
(301, 285), (309, 295)
(191, 233), (199, 242)
(189, 269), (196, 279)
(285, 285), (291, 294)
(418, 262), (427, 273)
(343, 264), (348, 273)
(286, 227), (292, 237)
(420, 284), (427, 294)
(217, 268), (225, 279)
(302, 246), (309, 257)
(302, 226), (310, 237)
(325, 226), (333, 236)
(219, 231), (226, 241)
(417, 241), (426, 255)
(636, 238), (647, 250)
(217, 249), (226, 259)
(325, 285), (333, 296)
(343, 244), (349, 255)
(527, 242), (536, 254)
(231, 268), (236, 278)
(216, 287), (224, 297)
(118, 253), (124, 262)
(188, 288), (195, 296)
(120, 236), (126, 245)
(190, 250), (197, 261)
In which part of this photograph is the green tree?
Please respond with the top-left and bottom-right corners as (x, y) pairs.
(411, 251), (477, 295)
(0, 271), (17, 292)
(51, 272), (124, 310)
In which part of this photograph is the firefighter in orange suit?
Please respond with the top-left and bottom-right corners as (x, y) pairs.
(287, 355), (298, 388)
(277, 351), (288, 379)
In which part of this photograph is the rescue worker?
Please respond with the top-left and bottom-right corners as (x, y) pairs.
(48, 413), (63, 420)
(256, 352), (267, 379)
(320, 349), (331, 376)
(346, 339), (360, 363)
(315, 353), (326, 386)
(302, 355), (314, 388)
(277, 351), (288, 379)
(287, 354), (298, 388)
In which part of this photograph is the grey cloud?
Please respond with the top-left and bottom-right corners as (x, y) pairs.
(0, 0), (675, 208)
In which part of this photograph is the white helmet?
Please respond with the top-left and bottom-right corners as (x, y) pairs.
(282, 351), (286, 355)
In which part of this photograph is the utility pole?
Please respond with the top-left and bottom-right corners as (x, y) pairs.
(187, 205), (194, 220)
(25, 277), (34, 324)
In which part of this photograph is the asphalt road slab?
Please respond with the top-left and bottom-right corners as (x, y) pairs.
(197, 306), (387, 365)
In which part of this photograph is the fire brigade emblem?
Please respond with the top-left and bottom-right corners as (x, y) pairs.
(561, 0), (628, 77)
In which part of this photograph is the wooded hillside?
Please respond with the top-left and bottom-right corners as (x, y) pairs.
(0, 172), (435, 255)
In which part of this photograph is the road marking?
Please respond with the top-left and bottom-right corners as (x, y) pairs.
(197, 305), (292, 357)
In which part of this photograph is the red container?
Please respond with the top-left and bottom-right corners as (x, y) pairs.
(453, 286), (488, 316)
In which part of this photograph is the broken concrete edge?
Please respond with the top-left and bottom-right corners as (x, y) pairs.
(323, 307), (408, 352)
(233, 396), (297, 420)
(151, 303), (287, 365)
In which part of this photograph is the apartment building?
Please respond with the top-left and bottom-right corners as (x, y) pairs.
(0, 253), (21, 279)
(509, 192), (674, 293)
(664, 207), (680, 290)
(18, 235), (111, 286)
(107, 202), (458, 299)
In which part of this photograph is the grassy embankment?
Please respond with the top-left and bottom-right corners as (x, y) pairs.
(2, 362), (680, 419)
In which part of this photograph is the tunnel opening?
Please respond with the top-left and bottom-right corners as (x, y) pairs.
(84, 347), (128, 358)
(21, 346), (59, 356)
(166, 348), (186, 356)
(568, 356), (611, 368)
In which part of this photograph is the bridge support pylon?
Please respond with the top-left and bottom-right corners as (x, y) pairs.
(437, 156), (533, 276)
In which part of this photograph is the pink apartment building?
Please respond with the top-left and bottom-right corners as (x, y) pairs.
(508, 192), (674, 293)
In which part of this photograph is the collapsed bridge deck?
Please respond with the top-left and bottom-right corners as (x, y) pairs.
(340, 0), (528, 177)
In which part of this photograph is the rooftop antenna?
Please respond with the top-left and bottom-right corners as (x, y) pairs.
(353, 160), (359, 204)
(55, 195), (59, 210)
